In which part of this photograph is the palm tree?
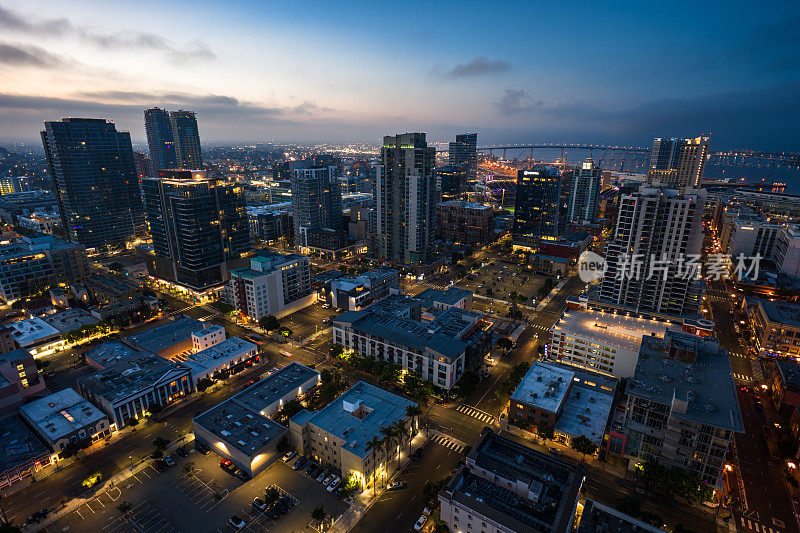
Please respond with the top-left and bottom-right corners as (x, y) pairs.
(405, 405), (422, 431)
(364, 435), (383, 494)
(393, 419), (409, 461)
(380, 426), (398, 478)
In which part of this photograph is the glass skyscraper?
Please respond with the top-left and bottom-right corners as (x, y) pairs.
(448, 132), (478, 181)
(512, 166), (564, 246)
(144, 107), (178, 171)
(170, 110), (203, 169)
(41, 118), (144, 249)
(290, 166), (345, 253)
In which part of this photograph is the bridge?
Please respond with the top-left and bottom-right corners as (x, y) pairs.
(474, 143), (650, 162)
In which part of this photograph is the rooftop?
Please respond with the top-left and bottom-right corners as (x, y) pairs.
(776, 359), (800, 391)
(554, 367), (616, 446)
(443, 430), (583, 533)
(0, 415), (49, 473)
(627, 332), (744, 432)
(125, 316), (204, 353)
(577, 499), (666, 533)
(416, 287), (472, 308)
(44, 308), (100, 333)
(182, 337), (257, 376)
(553, 309), (676, 352)
(303, 381), (416, 457)
(511, 362), (575, 414)
(20, 388), (106, 441)
(85, 341), (151, 369)
(756, 299), (800, 328)
(437, 200), (492, 211)
(0, 348), (33, 366)
(7, 317), (60, 346)
(79, 350), (188, 403)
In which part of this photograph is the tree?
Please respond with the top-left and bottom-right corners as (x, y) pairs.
(196, 377), (213, 393)
(152, 437), (170, 451)
(393, 419), (409, 460)
(423, 477), (451, 503)
(380, 426), (398, 473)
(215, 302), (235, 316)
(615, 495), (641, 517)
(537, 423), (554, 441)
(265, 487), (280, 504)
(125, 417), (139, 429)
(276, 436), (290, 455)
(311, 505), (327, 529)
(330, 343), (345, 359)
(364, 436), (383, 493)
(117, 500), (133, 520)
(570, 435), (598, 460)
(259, 315), (280, 331)
(182, 461), (195, 476)
(82, 470), (102, 489)
(147, 403), (163, 416)
(495, 337), (513, 351)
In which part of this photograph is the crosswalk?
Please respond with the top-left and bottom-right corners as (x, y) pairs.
(455, 404), (495, 424)
(429, 431), (467, 453)
(733, 372), (753, 382)
(740, 515), (783, 533)
(530, 324), (552, 332)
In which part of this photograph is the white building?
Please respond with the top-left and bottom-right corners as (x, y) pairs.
(183, 337), (258, 386)
(550, 309), (676, 378)
(191, 324), (226, 352)
(775, 224), (800, 280)
(726, 218), (782, 260)
(226, 253), (311, 320)
(6, 317), (63, 357)
(17, 212), (61, 235)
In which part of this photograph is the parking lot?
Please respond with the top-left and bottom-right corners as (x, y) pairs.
(44, 442), (348, 533)
(457, 260), (548, 303)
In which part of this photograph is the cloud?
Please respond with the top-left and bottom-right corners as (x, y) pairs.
(0, 42), (66, 67)
(0, 5), (215, 63)
(442, 56), (512, 79)
(494, 89), (542, 115)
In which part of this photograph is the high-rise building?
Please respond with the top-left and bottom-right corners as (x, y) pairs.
(144, 107), (178, 171)
(568, 158), (602, 224)
(436, 165), (467, 202)
(226, 253), (311, 320)
(290, 166), (345, 254)
(41, 118), (144, 249)
(596, 187), (706, 318)
(648, 135), (710, 188)
(141, 170), (249, 292)
(133, 152), (152, 181)
(372, 133), (436, 266)
(170, 110), (203, 169)
(512, 166), (564, 246)
(0, 176), (29, 195)
(448, 132), (477, 181)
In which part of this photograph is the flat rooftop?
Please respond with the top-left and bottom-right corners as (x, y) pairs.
(230, 362), (319, 415)
(7, 317), (60, 346)
(304, 381), (416, 458)
(85, 341), (151, 369)
(628, 332), (743, 432)
(554, 309), (676, 352)
(510, 362), (575, 414)
(0, 415), (49, 473)
(437, 200), (492, 210)
(125, 316), (204, 353)
(44, 308), (100, 333)
(578, 499), (666, 533)
(554, 367), (616, 446)
(416, 287), (471, 308)
(757, 299), (800, 328)
(444, 431), (583, 533)
(79, 351), (187, 403)
(193, 324), (225, 338)
(182, 337), (256, 375)
(0, 348), (32, 365)
(776, 359), (800, 391)
(20, 388), (106, 441)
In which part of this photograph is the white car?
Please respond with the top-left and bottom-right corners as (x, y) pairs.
(282, 450), (297, 462)
(326, 478), (341, 492)
(413, 515), (427, 531)
(422, 506), (431, 516)
(228, 515), (246, 530)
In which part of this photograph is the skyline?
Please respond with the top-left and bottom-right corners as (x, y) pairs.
(0, 1), (799, 149)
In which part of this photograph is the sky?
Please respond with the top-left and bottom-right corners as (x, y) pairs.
(0, 0), (798, 150)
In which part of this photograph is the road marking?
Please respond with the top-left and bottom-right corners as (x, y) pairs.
(455, 404), (495, 423)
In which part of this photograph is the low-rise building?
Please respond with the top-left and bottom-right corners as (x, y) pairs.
(182, 337), (259, 386)
(0, 348), (45, 403)
(577, 499), (666, 533)
(0, 415), (51, 490)
(769, 359), (800, 409)
(43, 308), (100, 333)
(435, 200), (493, 246)
(193, 362), (319, 477)
(289, 381), (418, 490)
(226, 252), (312, 320)
(750, 299), (800, 357)
(775, 224), (800, 280)
(550, 309), (676, 378)
(191, 324), (227, 351)
(319, 268), (399, 311)
(20, 388), (110, 457)
(614, 331), (743, 485)
(439, 430), (584, 533)
(124, 315), (205, 360)
(84, 273), (141, 305)
(6, 317), (63, 357)
(78, 348), (192, 429)
(17, 212), (61, 235)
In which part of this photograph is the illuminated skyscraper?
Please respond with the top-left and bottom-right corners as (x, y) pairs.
(372, 133), (436, 265)
(648, 135), (710, 188)
(512, 166), (564, 246)
(144, 107), (178, 171)
(291, 166), (345, 255)
(449, 132), (478, 181)
(170, 110), (203, 169)
(567, 159), (602, 224)
(41, 118), (144, 249)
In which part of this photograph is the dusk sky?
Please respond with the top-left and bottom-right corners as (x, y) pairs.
(1, 0), (798, 149)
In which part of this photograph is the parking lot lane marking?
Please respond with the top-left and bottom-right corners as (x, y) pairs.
(85, 502), (96, 513)
(74, 509), (84, 520)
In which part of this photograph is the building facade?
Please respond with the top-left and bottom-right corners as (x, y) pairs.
(648, 135), (710, 189)
(41, 118), (145, 249)
(436, 200), (493, 246)
(226, 253), (311, 319)
(372, 133), (436, 266)
(170, 110), (203, 168)
(448, 133), (478, 181)
(512, 167), (564, 247)
(144, 107), (178, 171)
(568, 159), (602, 225)
(291, 166), (346, 254)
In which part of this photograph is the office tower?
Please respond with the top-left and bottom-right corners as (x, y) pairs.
(170, 110), (203, 168)
(436, 165), (467, 202)
(448, 133), (478, 181)
(372, 133), (436, 265)
(568, 158), (602, 224)
(648, 135), (710, 188)
(597, 187), (706, 317)
(144, 107), (178, 171)
(141, 170), (249, 292)
(290, 166), (345, 254)
(512, 166), (563, 246)
(41, 118), (144, 249)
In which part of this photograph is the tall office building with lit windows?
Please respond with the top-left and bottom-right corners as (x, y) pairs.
(372, 133), (437, 266)
(567, 158), (602, 224)
(512, 166), (564, 246)
(141, 170), (249, 291)
(291, 166), (345, 255)
(170, 110), (203, 169)
(648, 134), (710, 188)
(144, 107), (178, 171)
(448, 132), (477, 181)
(41, 118), (144, 249)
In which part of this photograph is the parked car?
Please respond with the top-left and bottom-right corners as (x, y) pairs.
(282, 450), (298, 462)
(292, 456), (308, 470)
(549, 448), (562, 456)
(228, 515), (246, 530)
(163, 456), (175, 467)
(26, 509), (49, 524)
(253, 497), (267, 512)
(266, 505), (281, 519)
(323, 473), (334, 485)
(220, 458), (234, 471)
(422, 506), (431, 516)
(275, 499), (289, 514)
(307, 464), (319, 476)
(413, 515), (427, 531)
(194, 442), (210, 455)
(316, 469), (328, 482)
(154, 459), (169, 472)
(387, 481), (406, 491)
(233, 468), (250, 481)
(280, 495), (295, 508)
(174, 446), (189, 458)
